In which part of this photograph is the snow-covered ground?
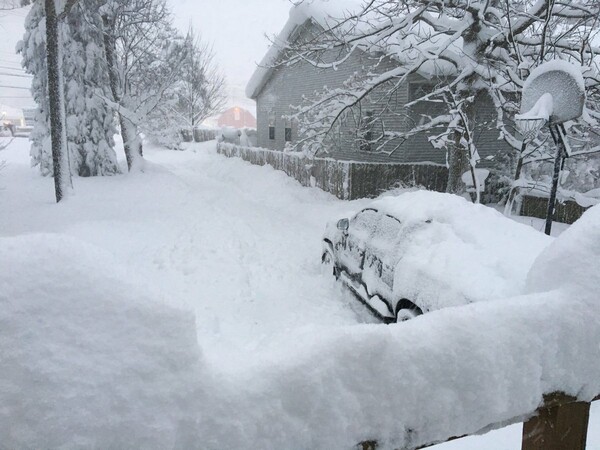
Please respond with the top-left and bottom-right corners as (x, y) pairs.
(1, 137), (599, 449)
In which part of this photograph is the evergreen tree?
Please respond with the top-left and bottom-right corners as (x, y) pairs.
(19, 0), (52, 175)
(62, 0), (119, 176)
(19, 0), (119, 178)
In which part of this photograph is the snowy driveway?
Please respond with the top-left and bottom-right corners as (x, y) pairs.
(131, 144), (380, 368)
(0, 140), (375, 370)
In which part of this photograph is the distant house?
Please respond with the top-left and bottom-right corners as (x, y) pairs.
(217, 106), (257, 129)
(0, 104), (25, 127)
(245, 4), (511, 169)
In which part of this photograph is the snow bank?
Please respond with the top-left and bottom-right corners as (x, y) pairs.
(2, 147), (599, 449)
(0, 234), (205, 449)
(207, 289), (600, 449)
(527, 203), (600, 297)
(199, 200), (599, 450)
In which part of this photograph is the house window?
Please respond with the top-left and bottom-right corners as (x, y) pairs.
(268, 110), (275, 140)
(284, 117), (292, 142)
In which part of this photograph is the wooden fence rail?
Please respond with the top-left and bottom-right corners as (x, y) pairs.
(360, 393), (600, 450)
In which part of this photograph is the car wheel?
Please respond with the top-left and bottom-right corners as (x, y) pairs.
(395, 299), (423, 323)
(321, 249), (338, 278)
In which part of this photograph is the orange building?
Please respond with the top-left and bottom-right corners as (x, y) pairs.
(217, 106), (256, 129)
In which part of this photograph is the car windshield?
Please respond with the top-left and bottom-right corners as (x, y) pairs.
(376, 214), (401, 241)
(350, 209), (380, 241)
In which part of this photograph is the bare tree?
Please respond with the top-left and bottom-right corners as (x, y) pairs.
(275, 0), (600, 198)
(143, 26), (226, 148)
(100, 0), (187, 171)
(176, 27), (226, 130)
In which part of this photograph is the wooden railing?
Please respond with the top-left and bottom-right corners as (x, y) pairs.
(360, 393), (600, 450)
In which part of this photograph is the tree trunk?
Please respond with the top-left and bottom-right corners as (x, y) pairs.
(446, 130), (469, 195)
(119, 116), (144, 171)
(45, 0), (70, 202)
(102, 15), (143, 172)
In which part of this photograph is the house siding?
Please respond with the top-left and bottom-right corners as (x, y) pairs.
(253, 21), (514, 169)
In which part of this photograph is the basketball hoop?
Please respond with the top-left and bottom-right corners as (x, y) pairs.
(515, 116), (546, 142)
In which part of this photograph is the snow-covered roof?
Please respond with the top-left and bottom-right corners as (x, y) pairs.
(246, 1), (363, 99)
(246, 0), (462, 100)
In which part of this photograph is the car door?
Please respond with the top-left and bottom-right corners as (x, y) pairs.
(372, 214), (402, 291)
(339, 209), (380, 277)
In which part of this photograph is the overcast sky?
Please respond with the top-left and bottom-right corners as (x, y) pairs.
(0, 1), (292, 113)
(0, 7), (33, 111)
(168, 0), (291, 112)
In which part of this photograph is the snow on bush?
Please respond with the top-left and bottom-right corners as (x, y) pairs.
(0, 234), (205, 449)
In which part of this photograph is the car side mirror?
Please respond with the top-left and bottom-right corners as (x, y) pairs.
(337, 218), (349, 231)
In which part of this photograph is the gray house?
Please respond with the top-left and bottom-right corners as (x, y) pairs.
(246, 4), (512, 164)
(235, 4), (514, 199)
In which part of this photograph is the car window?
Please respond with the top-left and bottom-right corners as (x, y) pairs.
(350, 209), (380, 240)
(376, 215), (401, 242)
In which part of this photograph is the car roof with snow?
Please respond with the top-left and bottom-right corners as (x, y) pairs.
(343, 191), (553, 311)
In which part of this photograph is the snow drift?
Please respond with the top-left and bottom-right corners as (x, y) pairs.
(2, 209), (599, 449)
(0, 234), (205, 449)
(527, 201), (600, 297)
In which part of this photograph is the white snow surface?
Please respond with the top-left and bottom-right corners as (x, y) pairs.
(2, 138), (600, 449)
(524, 59), (586, 93)
(0, 234), (205, 449)
(527, 202), (600, 297)
(516, 92), (553, 121)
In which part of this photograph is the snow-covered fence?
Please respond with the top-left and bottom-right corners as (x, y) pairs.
(521, 195), (589, 224)
(362, 393), (600, 450)
(217, 143), (448, 200)
(193, 128), (216, 143)
(181, 128), (217, 143)
(218, 142), (349, 198)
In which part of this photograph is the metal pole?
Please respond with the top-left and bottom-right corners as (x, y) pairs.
(544, 125), (564, 236)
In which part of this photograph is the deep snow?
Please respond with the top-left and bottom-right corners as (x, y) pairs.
(1, 137), (599, 449)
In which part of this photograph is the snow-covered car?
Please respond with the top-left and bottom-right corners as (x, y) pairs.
(321, 191), (551, 322)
